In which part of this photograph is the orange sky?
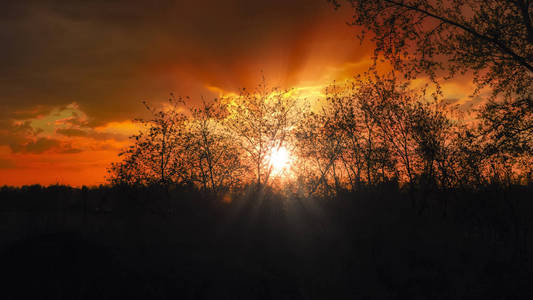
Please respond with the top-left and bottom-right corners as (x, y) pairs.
(0, 0), (479, 186)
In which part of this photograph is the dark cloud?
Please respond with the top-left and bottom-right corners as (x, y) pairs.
(0, 0), (357, 127)
(58, 144), (83, 154)
(56, 128), (128, 142)
(0, 119), (87, 154)
(0, 121), (41, 152)
(56, 128), (88, 137)
(12, 137), (61, 154)
(89, 132), (129, 142)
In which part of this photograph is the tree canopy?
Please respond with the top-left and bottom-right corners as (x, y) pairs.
(330, 0), (532, 99)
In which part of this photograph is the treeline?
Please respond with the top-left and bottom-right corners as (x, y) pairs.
(108, 72), (532, 194)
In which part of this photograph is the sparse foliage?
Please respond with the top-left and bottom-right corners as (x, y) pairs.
(109, 74), (531, 195)
(108, 96), (190, 186)
(224, 80), (301, 187)
(187, 99), (244, 193)
(330, 0), (533, 99)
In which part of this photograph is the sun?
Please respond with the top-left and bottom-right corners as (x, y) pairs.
(269, 146), (291, 175)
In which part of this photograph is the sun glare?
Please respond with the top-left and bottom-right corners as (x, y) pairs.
(269, 146), (291, 175)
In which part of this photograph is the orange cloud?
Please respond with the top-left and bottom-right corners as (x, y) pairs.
(0, 103), (140, 186)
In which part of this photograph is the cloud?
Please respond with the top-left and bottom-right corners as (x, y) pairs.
(12, 137), (60, 154)
(0, 120), (43, 153)
(58, 144), (83, 154)
(57, 128), (130, 142)
(0, 0), (362, 126)
(0, 102), (136, 160)
(56, 128), (88, 137)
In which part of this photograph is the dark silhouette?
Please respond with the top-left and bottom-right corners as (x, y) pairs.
(329, 0), (532, 100)
(330, 0), (532, 157)
(0, 184), (532, 299)
(108, 71), (530, 193)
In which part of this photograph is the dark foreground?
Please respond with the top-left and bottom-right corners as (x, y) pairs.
(0, 184), (532, 299)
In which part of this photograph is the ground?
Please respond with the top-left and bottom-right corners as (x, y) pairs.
(0, 185), (531, 299)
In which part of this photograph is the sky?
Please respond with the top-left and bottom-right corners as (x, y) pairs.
(0, 0), (477, 186)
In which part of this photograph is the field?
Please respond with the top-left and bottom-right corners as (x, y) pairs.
(1, 184), (532, 299)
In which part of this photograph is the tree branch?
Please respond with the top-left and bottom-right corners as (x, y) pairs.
(383, 0), (533, 72)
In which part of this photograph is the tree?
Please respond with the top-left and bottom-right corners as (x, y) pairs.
(357, 72), (421, 186)
(294, 108), (345, 195)
(344, 78), (396, 187)
(330, 0), (532, 100)
(408, 100), (455, 187)
(187, 99), (244, 193)
(479, 96), (533, 156)
(320, 80), (394, 189)
(108, 96), (191, 186)
(328, 0), (533, 183)
(107, 77), (529, 191)
(225, 80), (300, 187)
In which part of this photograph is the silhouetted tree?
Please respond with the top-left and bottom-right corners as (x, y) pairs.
(107, 76), (529, 191)
(108, 96), (191, 186)
(330, 0), (532, 99)
(359, 73), (422, 186)
(225, 80), (300, 187)
(346, 76), (397, 186)
(330, 0), (533, 165)
(294, 107), (345, 195)
(451, 128), (486, 186)
(408, 100), (455, 187)
(479, 97), (533, 156)
(187, 99), (244, 193)
(318, 80), (395, 189)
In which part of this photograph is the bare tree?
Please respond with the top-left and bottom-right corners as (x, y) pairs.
(294, 108), (345, 195)
(339, 79), (397, 187)
(108, 96), (191, 186)
(224, 80), (300, 187)
(107, 77), (529, 191)
(187, 99), (244, 193)
(357, 73), (421, 186)
(329, 0), (533, 184)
